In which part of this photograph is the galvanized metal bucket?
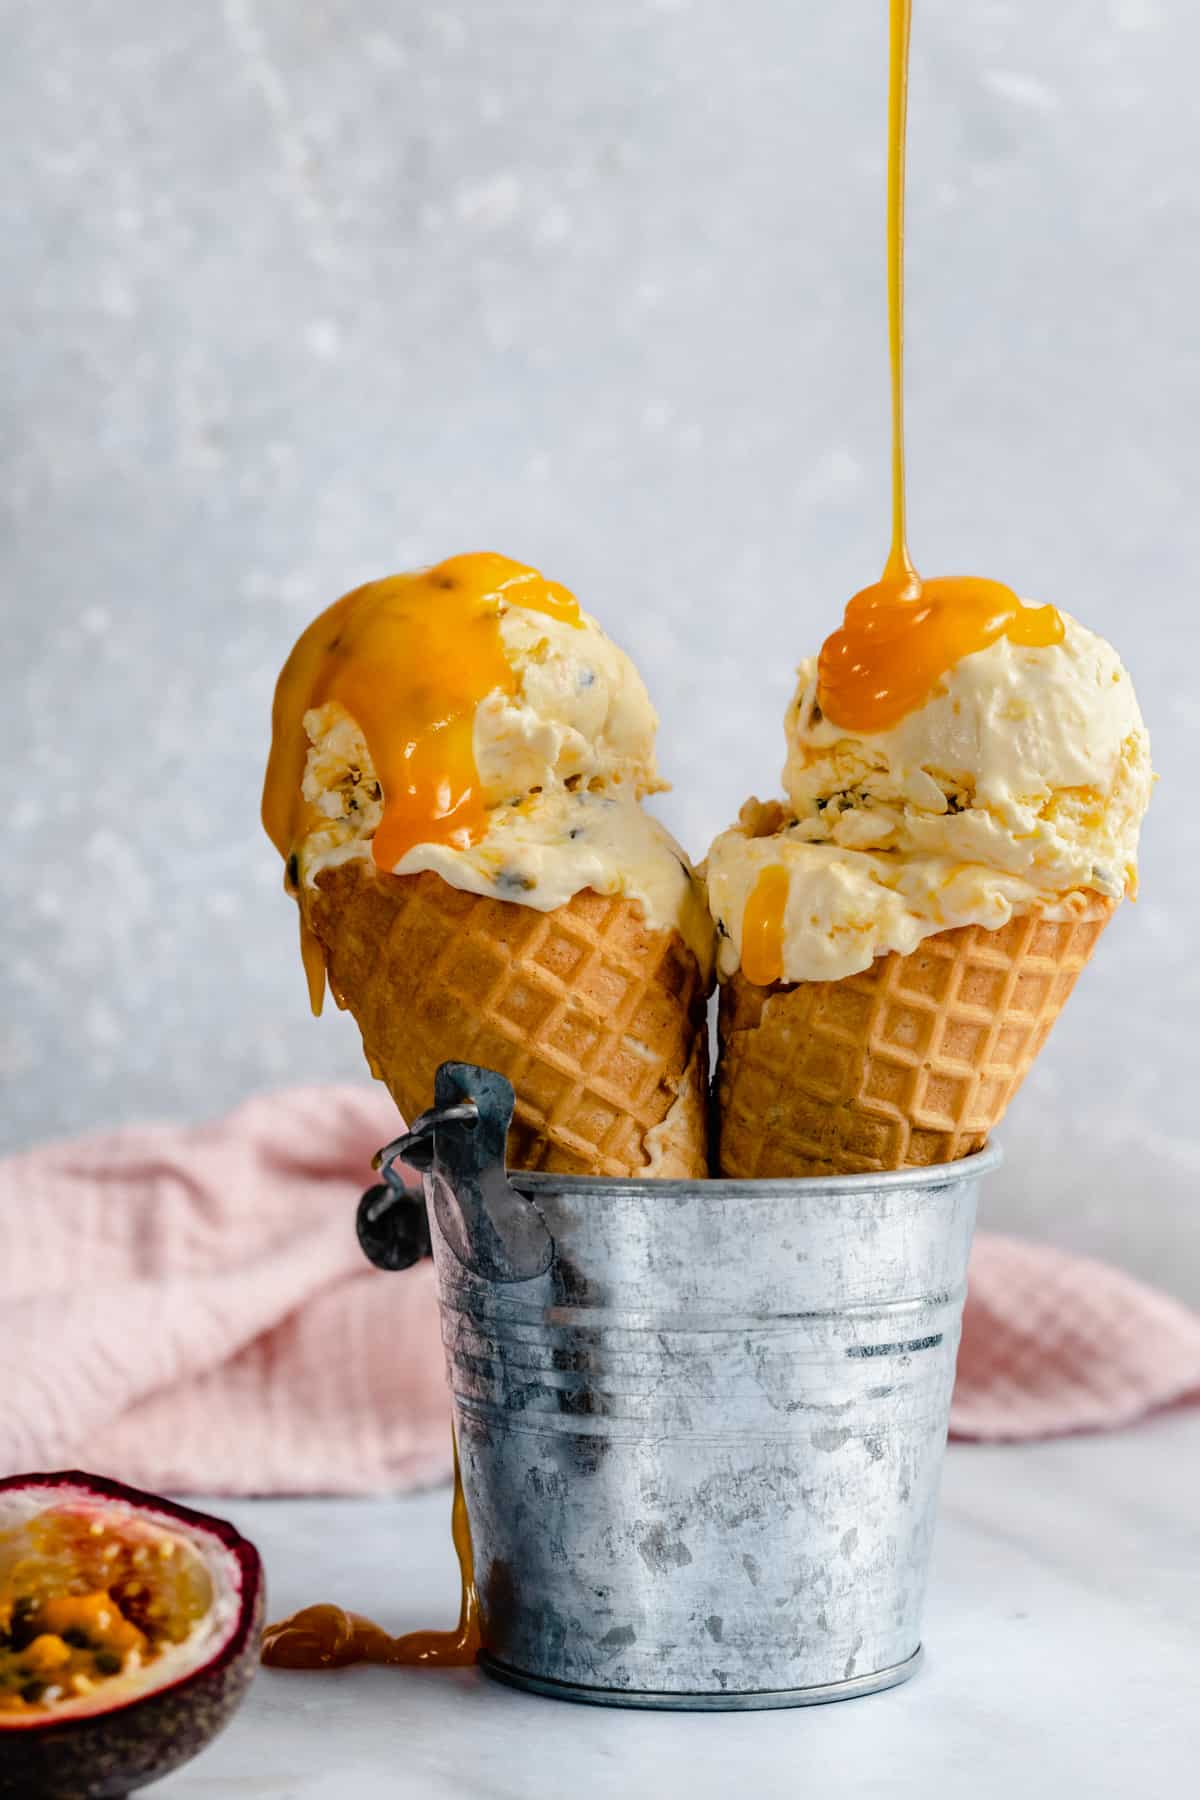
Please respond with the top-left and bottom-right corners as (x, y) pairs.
(360, 1062), (997, 1711)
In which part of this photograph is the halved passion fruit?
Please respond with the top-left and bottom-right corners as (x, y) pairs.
(0, 1472), (263, 1800)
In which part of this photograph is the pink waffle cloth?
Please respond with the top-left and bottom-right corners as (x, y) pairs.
(2, 1086), (1198, 1494)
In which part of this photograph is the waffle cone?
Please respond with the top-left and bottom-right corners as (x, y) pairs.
(301, 863), (711, 1177)
(716, 899), (1116, 1178)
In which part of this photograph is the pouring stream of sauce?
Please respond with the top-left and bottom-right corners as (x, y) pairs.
(261, 1433), (481, 1671)
(743, 0), (1062, 982)
(818, 0), (1061, 738)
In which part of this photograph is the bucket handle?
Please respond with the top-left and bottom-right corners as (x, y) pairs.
(356, 1062), (555, 1284)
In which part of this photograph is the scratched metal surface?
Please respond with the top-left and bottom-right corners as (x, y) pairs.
(2, 2), (1193, 1297)
(431, 1147), (986, 1701)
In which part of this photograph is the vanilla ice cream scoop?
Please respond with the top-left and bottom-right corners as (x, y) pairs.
(265, 553), (713, 989)
(784, 613), (1150, 900)
(475, 599), (663, 804)
(707, 611), (1151, 985)
(298, 698), (712, 970)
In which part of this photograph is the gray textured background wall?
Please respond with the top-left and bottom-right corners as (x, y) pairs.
(4, 2), (1195, 1297)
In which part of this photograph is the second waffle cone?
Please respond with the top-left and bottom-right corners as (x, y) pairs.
(716, 899), (1115, 1179)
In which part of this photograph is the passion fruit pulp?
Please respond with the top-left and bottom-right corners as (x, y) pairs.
(0, 1472), (263, 1800)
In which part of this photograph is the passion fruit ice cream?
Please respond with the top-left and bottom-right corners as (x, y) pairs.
(709, 614), (1151, 985)
(263, 552), (714, 1177)
(708, 593), (1152, 1177)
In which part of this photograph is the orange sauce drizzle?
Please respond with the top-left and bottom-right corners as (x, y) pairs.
(261, 1433), (481, 1673)
(741, 865), (789, 987)
(815, 0), (1062, 737)
(262, 551), (581, 1012)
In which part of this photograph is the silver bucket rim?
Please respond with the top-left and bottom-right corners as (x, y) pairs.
(509, 1140), (1001, 1199)
(359, 1065), (1001, 1279)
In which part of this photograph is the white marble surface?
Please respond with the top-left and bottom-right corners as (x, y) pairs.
(162, 1413), (1199, 1799)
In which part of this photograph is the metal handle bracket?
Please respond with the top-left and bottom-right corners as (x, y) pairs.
(356, 1063), (554, 1283)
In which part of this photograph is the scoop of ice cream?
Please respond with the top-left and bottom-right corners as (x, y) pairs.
(263, 553), (663, 878)
(705, 798), (1107, 984)
(296, 701), (712, 972)
(783, 613), (1151, 903)
(475, 602), (663, 804)
(269, 554), (710, 973)
(706, 613), (1151, 985)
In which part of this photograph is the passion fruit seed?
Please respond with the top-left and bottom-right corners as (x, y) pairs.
(24, 1636), (72, 1674)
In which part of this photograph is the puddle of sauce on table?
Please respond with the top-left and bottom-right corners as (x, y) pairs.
(261, 1434), (481, 1671)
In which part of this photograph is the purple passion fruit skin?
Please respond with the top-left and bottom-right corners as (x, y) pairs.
(0, 1472), (263, 1800)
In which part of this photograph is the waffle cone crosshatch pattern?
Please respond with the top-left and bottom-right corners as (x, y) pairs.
(305, 866), (711, 1178)
(716, 901), (1115, 1178)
